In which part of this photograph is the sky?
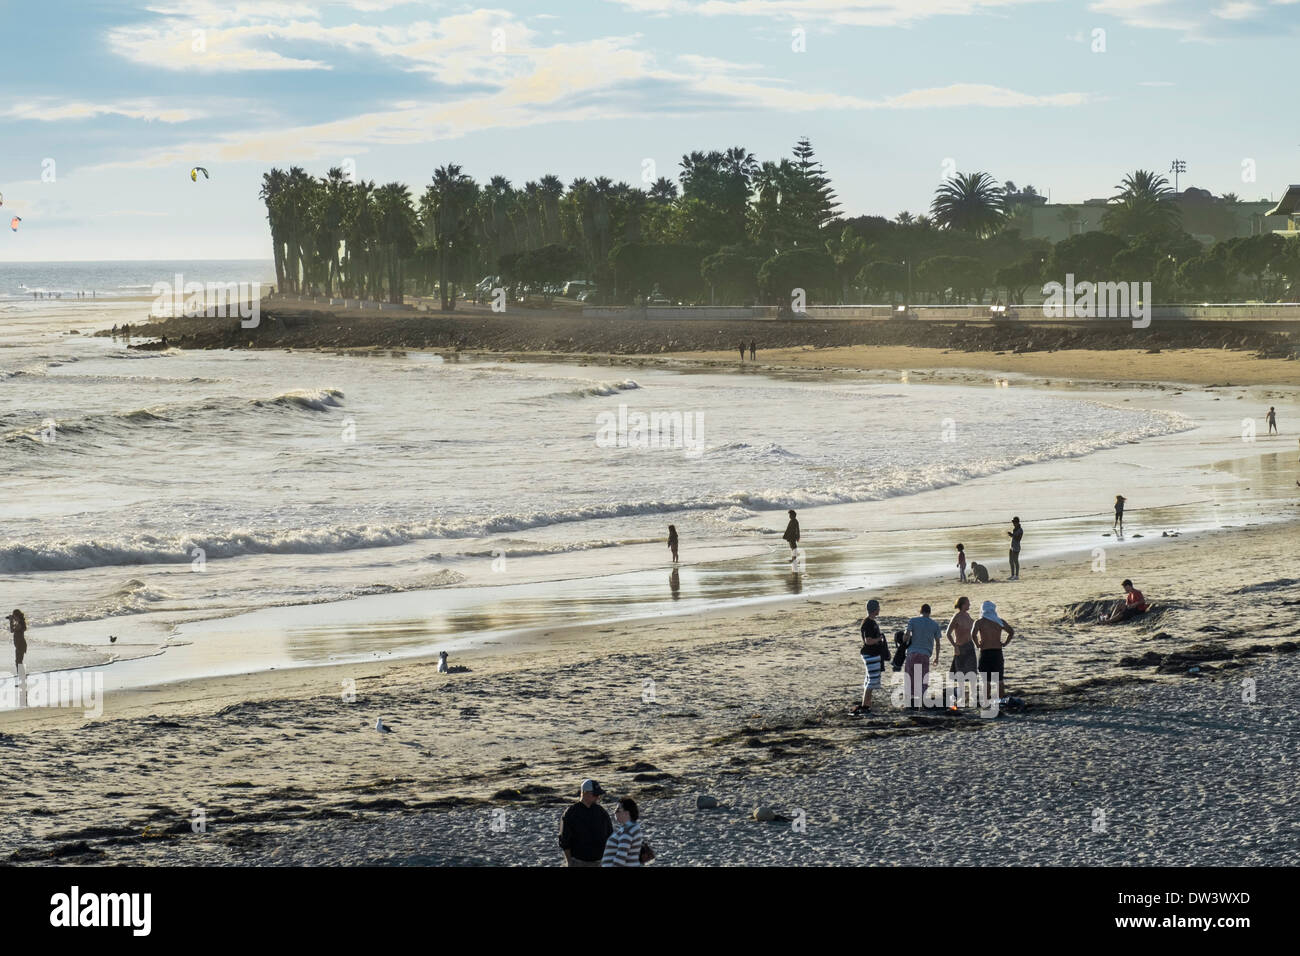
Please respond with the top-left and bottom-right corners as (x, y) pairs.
(1, 0), (1297, 261)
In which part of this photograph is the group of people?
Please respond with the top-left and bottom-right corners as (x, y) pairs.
(558, 779), (651, 867)
(737, 339), (757, 361)
(853, 597), (1014, 715)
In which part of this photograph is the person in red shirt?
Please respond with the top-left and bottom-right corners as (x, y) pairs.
(1100, 579), (1148, 624)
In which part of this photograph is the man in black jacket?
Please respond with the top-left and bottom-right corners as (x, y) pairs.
(559, 779), (613, 867)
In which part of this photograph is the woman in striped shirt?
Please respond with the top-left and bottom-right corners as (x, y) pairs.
(601, 797), (644, 867)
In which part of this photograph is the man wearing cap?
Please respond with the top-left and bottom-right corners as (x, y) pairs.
(559, 779), (614, 867)
(972, 600), (1015, 703)
(852, 598), (888, 715)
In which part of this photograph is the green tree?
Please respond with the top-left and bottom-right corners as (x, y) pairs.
(930, 172), (1005, 237)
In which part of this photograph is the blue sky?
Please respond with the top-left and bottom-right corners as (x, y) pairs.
(1, 0), (1297, 260)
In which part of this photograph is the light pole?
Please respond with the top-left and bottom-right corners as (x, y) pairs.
(1170, 159), (1187, 194)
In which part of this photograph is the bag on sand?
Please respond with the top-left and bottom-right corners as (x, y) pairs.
(639, 841), (655, 864)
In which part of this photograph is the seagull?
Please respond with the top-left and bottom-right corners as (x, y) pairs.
(109, 635), (117, 643)
(375, 718), (394, 733)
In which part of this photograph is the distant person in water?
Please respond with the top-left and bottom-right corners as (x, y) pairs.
(945, 596), (977, 709)
(956, 543), (967, 582)
(1100, 579), (1148, 624)
(853, 598), (887, 714)
(1113, 495), (1126, 534)
(667, 524), (679, 563)
(782, 510), (800, 564)
(749, 339), (756, 361)
(1266, 406), (1278, 435)
(1007, 517), (1023, 580)
(972, 601), (1014, 701)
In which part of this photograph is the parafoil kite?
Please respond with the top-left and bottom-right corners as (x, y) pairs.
(190, 167), (209, 182)
(10, 217), (21, 232)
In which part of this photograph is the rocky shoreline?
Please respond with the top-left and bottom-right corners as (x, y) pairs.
(107, 304), (1299, 359)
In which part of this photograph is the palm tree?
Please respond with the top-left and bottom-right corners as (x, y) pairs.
(430, 164), (476, 309)
(930, 172), (1005, 237)
(259, 169), (289, 293)
(538, 174), (565, 245)
(1103, 169), (1180, 238)
(374, 182), (417, 304)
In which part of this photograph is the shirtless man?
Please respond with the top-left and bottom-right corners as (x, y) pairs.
(945, 597), (977, 709)
(972, 600), (1014, 703)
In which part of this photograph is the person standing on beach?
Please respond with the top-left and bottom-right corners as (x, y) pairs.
(1267, 407), (1278, 435)
(739, 341), (746, 362)
(956, 543), (967, 582)
(973, 601), (1014, 702)
(749, 339), (756, 361)
(903, 604), (942, 710)
(667, 524), (679, 564)
(1113, 495), (1126, 535)
(601, 797), (645, 867)
(8, 610), (27, 705)
(1007, 517), (1023, 580)
(853, 598), (888, 715)
(945, 597), (977, 709)
(559, 779), (613, 867)
(782, 510), (801, 566)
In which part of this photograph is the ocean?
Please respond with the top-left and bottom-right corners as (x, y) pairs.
(8, 258), (1274, 691)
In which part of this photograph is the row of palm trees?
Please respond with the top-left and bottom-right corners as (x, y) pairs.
(258, 158), (1235, 308)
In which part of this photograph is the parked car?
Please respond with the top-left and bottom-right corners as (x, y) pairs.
(561, 280), (594, 298)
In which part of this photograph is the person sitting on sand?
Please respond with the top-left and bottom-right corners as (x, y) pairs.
(903, 604), (942, 710)
(852, 598), (888, 715)
(601, 797), (645, 867)
(782, 510), (800, 564)
(1113, 495), (1126, 535)
(1099, 579), (1148, 625)
(559, 779), (613, 867)
(667, 524), (679, 564)
(972, 601), (1014, 702)
(945, 597), (977, 709)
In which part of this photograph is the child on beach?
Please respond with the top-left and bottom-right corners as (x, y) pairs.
(667, 525), (679, 563)
(956, 543), (967, 582)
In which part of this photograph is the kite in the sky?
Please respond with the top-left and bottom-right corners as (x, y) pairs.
(10, 217), (21, 232)
(190, 167), (209, 182)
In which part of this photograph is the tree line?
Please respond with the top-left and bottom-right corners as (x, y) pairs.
(259, 150), (1300, 309)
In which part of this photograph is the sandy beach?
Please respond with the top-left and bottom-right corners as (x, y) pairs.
(3, 339), (1298, 866)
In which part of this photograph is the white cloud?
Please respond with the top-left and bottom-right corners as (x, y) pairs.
(603, 0), (1048, 27)
(3, 100), (202, 123)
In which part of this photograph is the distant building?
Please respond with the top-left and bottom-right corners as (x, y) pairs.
(1012, 189), (1286, 245)
(1264, 185), (1300, 239)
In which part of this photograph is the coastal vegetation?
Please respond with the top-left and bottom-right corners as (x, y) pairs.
(258, 148), (1300, 308)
